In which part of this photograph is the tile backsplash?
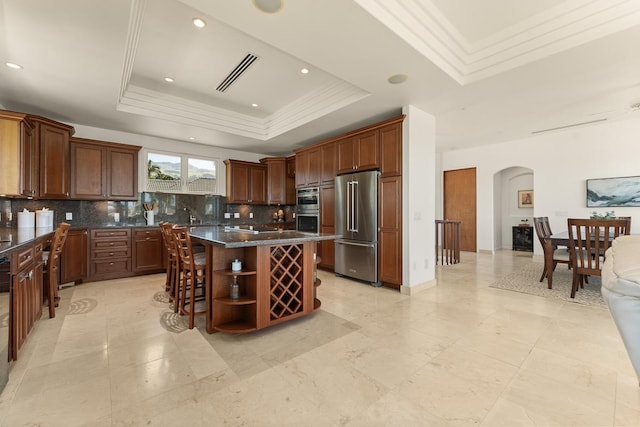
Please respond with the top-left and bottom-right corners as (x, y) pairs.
(3, 193), (294, 228)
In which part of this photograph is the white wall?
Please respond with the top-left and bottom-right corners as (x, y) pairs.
(441, 117), (640, 253)
(71, 123), (271, 196)
(402, 105), (436, 290)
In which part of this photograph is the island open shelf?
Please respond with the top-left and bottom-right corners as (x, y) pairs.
(190, 227), (336, 334)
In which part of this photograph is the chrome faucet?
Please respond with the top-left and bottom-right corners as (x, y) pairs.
(184, 207), (198, 225)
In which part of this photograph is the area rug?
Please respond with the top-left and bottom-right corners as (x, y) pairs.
(489, 262), (606, 308)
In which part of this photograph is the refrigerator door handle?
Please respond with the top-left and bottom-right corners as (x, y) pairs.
(353, 180), (358, 232)
(346, 181), (351, 232)
(336, 240), (375, 248)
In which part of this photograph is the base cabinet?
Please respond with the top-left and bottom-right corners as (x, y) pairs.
(379, 176), (402, 286)
(132, 228), (164, 273)
(90, 229), (131, 280)
(9, 236), (47, 361)
(61, 229), (88, 285)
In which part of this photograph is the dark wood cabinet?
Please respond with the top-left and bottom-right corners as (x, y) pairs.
(261, 157), (287, 205)
(286, 156), (296, 205)
(31, 116), (74, 199)
(318, 184), (335, 269)
(295, 147), (320, 188)
(70, 138), (140, 200)
(90, 229), (131, 280)
(61, 229), (88, 284)
(379, 176), (402, 286)
(379, 122), (402, 177)
(337, 130), (379, 174)
(9, 236), (47, 360)
(224, 159), (267, 204)
(320, 142), (337, 184)
(133, 228), (164, 273)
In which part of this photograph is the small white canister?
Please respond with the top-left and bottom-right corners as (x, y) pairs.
(231, 259), (242, 271)
(18, 211), (35, 228)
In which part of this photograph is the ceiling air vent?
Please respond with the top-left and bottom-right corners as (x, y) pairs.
(216, 53), (259, 93)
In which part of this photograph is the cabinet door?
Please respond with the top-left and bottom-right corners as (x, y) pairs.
(286, 156), (296, 204)
(318, 185), (335, 270)
(265, 159), (286, 205)
(20, 123), (37, 197)
(227, 162), (250, 203)
(320, 142), (337, 184)
(306, 147), (320, 187)
(109, 148), (138, 199)
(354, 130), (379, 171)
(70, 142), (106, 199)
(337, 137), (355, 174)
(133, 229), (164, 272)
(61, 229), (88, 284)
(379, 122), (402, 177)
(295, 150), (309, 188)
(379, 176), (402, 285)
(38, 122), (70, 199)
(249, 165), (267, 204)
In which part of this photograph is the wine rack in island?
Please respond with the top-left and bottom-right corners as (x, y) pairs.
(208, 241), (317, 333)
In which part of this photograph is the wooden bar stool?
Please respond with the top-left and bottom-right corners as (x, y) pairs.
(172, 226), (207, 329)
(43, 222), (70, 318)
(159, 222), (181, 311)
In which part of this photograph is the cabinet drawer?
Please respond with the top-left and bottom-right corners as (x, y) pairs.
(15, 246), (34, 272)
(92, 259), (130, 275)
(92, 248), (130, 259)
(92, 229), (130, 239)
(134, 229), (160, 240)
(92, 239), (130, 250)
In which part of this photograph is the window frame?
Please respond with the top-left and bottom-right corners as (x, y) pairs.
(144, 149), (219, 195)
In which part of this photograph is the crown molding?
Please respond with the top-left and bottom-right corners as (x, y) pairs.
(354, 0), (640, 84)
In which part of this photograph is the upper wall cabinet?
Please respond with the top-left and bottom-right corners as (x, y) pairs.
(30, 115), (74, 199)
(379, 122), (402, 177)
(295, 146), (320, 188)
(225, 159), (267, 204)
(0, 111), (36, 197)
(337, 130), (379, 174)
(261, 157), (297, 206)
(70, 137), (141, 200)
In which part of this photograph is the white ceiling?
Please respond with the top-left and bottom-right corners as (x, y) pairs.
(1, 0), (640, 156)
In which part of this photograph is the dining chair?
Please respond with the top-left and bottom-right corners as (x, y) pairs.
(172, 225), (207, 329)
(43, 222), (71, 318)
(567, 218), (629, 298)
(533, 216), (570, 289)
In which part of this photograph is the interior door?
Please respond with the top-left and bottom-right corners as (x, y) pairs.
(443, 168), (477, 252)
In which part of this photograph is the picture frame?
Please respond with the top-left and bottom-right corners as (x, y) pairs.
(587, 176), (640, 207)
(518, 190), (534, 208)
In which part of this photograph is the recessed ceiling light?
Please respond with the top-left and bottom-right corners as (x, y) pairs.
(300, 68), (309, 74)
(251, 103), (259, 108)
(192, 18), (206, 28)
(387, 73), (408, 84)
(188, 136), (195, 140)
(164, 77), (174, 83)
(6, 62), (23, 70)
(252, 0), (283, 14)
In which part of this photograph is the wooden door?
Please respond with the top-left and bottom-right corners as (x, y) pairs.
(320, 142), (337, 184)
(61, 229), (87, 284)
(337, 137), (355, 174)
(354, 130), (379, 171)
(249, 165), (267, 204)
(443, 168), (477, 252)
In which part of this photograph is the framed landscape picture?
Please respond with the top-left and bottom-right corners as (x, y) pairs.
(587, 176), (640, 207)
(518, 190), (534, 208)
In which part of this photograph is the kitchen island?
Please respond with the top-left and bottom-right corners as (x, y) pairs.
(189, 226), (337, 333)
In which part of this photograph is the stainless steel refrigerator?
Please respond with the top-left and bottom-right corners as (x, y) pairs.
(334, 170), (380, 286)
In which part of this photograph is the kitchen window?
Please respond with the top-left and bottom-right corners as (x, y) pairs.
(145, 150), (218, 194)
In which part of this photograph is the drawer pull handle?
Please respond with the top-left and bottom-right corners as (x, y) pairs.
(109, 253), (114, 256)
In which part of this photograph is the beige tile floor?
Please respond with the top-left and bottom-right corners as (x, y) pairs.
(1, 250), (639, 426)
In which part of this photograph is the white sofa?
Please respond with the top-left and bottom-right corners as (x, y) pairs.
(602, 235), (640, 382)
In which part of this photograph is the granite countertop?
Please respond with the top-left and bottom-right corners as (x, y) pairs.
(0, 226), (55, 256)
(189, 226), (338, 248)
